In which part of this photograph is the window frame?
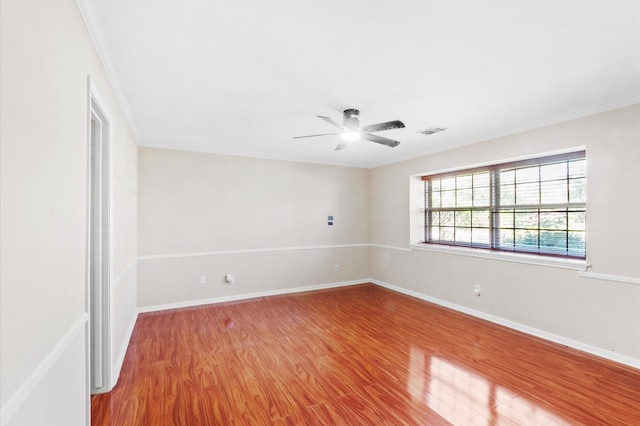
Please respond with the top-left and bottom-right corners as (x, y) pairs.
(421, 151), (586, 260)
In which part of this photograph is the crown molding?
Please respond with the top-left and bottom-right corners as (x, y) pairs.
(75, 0), (141, 143)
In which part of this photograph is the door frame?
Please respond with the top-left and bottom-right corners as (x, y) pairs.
(85, 77), (112, 399)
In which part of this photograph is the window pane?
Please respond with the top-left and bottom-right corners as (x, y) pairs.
(498, 210), (514, 228)
(455, 210), (471, 227)
(516, 166), (539, 183)
(441, 190), (456, 207)
(457, 189), (473, 207)
(568, 231), (586, 255)
(500, 184), (515, 205)
(516, 182), (540, 205)
(514, 231), (537, 250)
(430, 226), (440, 241)
(472, 210), (490, 228)
(457, 175), (472, 189)
(515, 229), (538, 251)
(431, 191), (441, 208)
(540, 180), (567, 204)
(441, 177), (455, 191)
(569, 178), (586, 203)
(568, 211), (585, 231)
(515, 211), (538, 229)
(540, 231), (567, 252)
(540, 163), (567, 181)
(500, 169), (515, 185)
(440, 211), (455, 226)
(498, 229), (515, 248)
(539, 211), (566, 230)
(432, 179), (441, 191)
(472, 228), (490, 245)
(440, 227), (454, 241)
(473, 172), (490, 187)
(474, 186), (490, 207)
(569, 159), (586, 178)
(456, 227), (471, 244)
(432, 212), (440, 226)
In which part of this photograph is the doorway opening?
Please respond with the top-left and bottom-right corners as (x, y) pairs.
(88, 87), (111, 394)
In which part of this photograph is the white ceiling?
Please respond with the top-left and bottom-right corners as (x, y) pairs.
(80, 0), (639, 168)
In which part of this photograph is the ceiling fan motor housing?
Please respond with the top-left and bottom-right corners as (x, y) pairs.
(343, 109), (360, 130)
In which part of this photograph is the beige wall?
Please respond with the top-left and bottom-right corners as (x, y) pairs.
(138, 107), (639, 364)
(369, 105), (640, 361)
(0, 0), (137, 424)
(137, 148), (369, 308)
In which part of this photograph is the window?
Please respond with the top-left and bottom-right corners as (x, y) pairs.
(422, 151), (586, 259)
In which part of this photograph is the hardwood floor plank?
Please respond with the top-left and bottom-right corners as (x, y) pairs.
(92, 284), (640, 425)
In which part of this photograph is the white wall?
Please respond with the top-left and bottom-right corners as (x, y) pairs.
(0, 0), (137, 424)
(137, 148), (369, 309)
(108, 104), (138, 386)
(369, 105), (640, 363)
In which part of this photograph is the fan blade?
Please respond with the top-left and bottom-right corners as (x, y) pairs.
(359, 120), (405, 133)
(293, 132), (340, 139)
(361, 133), (401, 148)
(317, 115), (344, 129)
(334, 140), (349, 151)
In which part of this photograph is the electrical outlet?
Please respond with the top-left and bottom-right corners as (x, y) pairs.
(225, 274), (234, 284)
(474, 284), (481, 296)
(334, 264), (340, 272)
(200, 275), (206, 284)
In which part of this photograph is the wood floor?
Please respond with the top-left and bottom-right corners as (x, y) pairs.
(92, 284), (640, 425)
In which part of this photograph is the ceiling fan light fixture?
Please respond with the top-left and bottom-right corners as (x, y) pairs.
(341, 131), (360, 142)
(294, 109), (404, 149)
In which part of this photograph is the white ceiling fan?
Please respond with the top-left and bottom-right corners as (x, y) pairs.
(294, 109), (405, 150)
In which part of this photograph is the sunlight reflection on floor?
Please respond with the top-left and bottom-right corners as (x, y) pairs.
(407, 347), (571, 425)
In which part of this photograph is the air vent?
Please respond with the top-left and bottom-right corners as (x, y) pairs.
(417, 126), (447, 136)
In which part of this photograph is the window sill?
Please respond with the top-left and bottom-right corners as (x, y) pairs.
(409, 243), (588, 271)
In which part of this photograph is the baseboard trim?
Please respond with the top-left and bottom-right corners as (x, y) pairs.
(370, 279), (640, 370)
(137, 280), (367, 314)
(111, 309), (138, 389)
(0, 312), (89, 426)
